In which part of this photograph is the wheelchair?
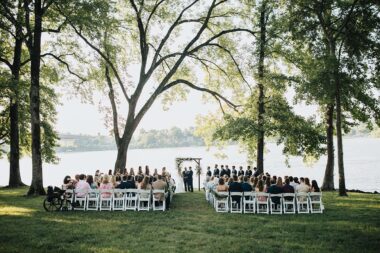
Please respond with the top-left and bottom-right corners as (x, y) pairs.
(43, 186), (73, 211)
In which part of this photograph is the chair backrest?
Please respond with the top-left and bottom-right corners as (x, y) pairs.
(230, 192), (243, 196)
(309, 192), (322, 200)
(214, 191), (229, 198)
(283, 193), (295, 200)
(87, 189), (99, 196)
(75, 188), (89, 198)
(113, 189), (126, 198)
(138, 189), (151, 198)
(99, 189), (113, 198)
(296, 192), (309, 202)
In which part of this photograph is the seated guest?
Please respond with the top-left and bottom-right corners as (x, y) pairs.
(99, 175), (113, 198)
(116, 175), (128, 189)
(267, 177), (283, 206)
(305, 177), (312, 191)
(86, 175), (97, 189)
(294, 177), (300, 185)
(153, 168), (158, 177)
(75, 174), (91, 197)
(255, 180), (267, 201)
(296, 177), (310, 193)
(311, 180), (320, 192)
(152, 174), (167, 201)
(241, 176), (253, 192)
(264, 177), (271, 192)
(62, 175), (74, 190)
(108, 169), (113, 176)
(229, 175), (243, 206)
(289, 176), (297, 189)
(140, 176), (152, 198)
(129, 167), (135, 176)
(94, 170), (100, 184)
(207, 176), (216, 191)
(282, 178), (295, 201)
(114, 175), (121, 187)
(227, 177), (233, 186)
(216, 178), (229, 192)
(135, 175), (143, 188)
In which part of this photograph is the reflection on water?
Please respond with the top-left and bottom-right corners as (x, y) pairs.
(0, 138), (379, 192)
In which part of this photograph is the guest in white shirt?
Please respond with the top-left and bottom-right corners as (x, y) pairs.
(75, 174), (91, 197)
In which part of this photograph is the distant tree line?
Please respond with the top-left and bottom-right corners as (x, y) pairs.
(57, 127), (205, 152)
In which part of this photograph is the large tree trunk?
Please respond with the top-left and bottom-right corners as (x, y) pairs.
(114, 137), (131, 171)
(335, 76), (347, 196)
(256, 1), (266, 174)
(27, 0), (45, 196)
(330, 41), (347, 196)
(321, 104), (335, 191)
(8, 14), (25, 187)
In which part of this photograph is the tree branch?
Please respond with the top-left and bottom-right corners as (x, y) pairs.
(39, 53), (86, 82)
(66, 21), (131, 102)
(161, 79), (239, 111)
(0, 56), (13, 70)
(105, 65), (121, 146)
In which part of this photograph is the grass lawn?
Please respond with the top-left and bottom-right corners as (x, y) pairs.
(0, 187), (379, 253)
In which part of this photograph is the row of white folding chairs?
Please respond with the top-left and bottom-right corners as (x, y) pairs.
(65, 189), (168, 211)
(208, 191), (323, 214)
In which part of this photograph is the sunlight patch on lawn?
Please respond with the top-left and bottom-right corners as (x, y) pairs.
(0, 206), (36, 216)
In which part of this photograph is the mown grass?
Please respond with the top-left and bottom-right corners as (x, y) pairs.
(0, 187), (379, 253)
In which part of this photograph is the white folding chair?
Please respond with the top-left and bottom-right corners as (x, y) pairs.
(243, 191), (256, 214)
(73, 189), (87, 211)
(99, 189), (113, 211)
(214, 192), (229, 213)
(152, 189), (166, 211)
(296, 192), (310, 214)
(269, 193), (283, 214)
(309, 192), (323, 213)
(229, 192), (243, 213)
(205, 189), (210, 201)
(283, 193), (296, 214)
(125, 189), (138, 211)
(138, 189), (151, 211)
(64, 189), (74, 210)
(256, 192), (270, 214)
(86, 189), (99, 211)
(113, 189), (126, 211)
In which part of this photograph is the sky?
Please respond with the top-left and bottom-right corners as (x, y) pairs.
(56, 90), (219, 135)
(56, 88), (319, 136)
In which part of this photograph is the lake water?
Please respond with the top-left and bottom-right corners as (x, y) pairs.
(1, 138), (379, 192)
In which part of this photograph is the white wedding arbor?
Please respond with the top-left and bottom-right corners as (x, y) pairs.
(175, 157), (202, 191)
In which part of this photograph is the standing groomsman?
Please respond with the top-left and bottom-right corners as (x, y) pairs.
(246, 165), (253, 177)
(182, 167), (189, 191)
(232, 165), (237, 176)
(206, 166), (212, 177)
(220, 165), (226, 177)
(213, 164), (220, 178)
(238, 166), (244, 176)
(226, 165), (231, 177)
(188, 167), (194, 192)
